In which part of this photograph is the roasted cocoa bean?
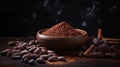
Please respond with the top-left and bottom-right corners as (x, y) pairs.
(8, 41), (17, 46)
(31, 54), (40, 59)
(33, 47), (41, 54)
(28, 40), (35, 46)
(20, 50), (29, 55)
(22, 53), (31, 60)
(40, 55), (50, 60)
(14, 45), (25, 50)
(48, 56), (58, 62)
(27, 59), (35, 64)
(41, 48), (47, 54)
(40, 47), (47, 50)
(7, 51), (14, 57)
(12, 49), (21, 53)
(29, 47), (36, 53)
(36, 57), (45, 64)
(58, 56), (66, 61)
(11, 53), (22, 59)
(47, 52), (57, 56)
(47, 50), (55, 53)
(23, 57), (30, 63)
(16, 41), (24, 46)
(26, 45), (35, 50)
(0, 49), (10, 56)
(35, 40), (39, 44)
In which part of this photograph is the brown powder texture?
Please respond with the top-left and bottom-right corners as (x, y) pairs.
(42, 21), (81, 37)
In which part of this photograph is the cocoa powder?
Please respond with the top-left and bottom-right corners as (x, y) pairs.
(42, 21), (81, 37)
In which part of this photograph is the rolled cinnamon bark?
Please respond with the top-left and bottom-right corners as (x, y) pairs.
(83, 44), (94, 56)
(83, 28), (103, 56)
(107, 41), (120, 44)
(98, 28), (102, 40)
(102, 38), (120, 42)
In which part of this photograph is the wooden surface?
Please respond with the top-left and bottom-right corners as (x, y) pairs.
(0, 37), (120, 67)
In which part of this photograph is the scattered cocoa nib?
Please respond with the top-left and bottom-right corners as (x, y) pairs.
(110, 45), (120, 53)
(78, 51), (84, 57)
(93, 38), (107, 47)
(105, 52), (117, 58)
(89, 52), (104, 58)
(94, 43), (110, 53)
(93, 38), (101, 45)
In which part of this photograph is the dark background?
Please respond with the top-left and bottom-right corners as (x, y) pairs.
(0, 0), (120, 37)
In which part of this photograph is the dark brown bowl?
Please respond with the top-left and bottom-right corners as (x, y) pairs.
(36, 29), (89, 51)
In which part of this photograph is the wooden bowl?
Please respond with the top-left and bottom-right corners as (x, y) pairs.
(36, 29), (89, 51)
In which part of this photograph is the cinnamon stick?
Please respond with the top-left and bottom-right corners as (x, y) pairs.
(83, 44), (94, 56)
(102, 38), (120, 42)
(108, 41), (120, 44)
(98, 28), (102, 40)
(83, 28), (103, 56)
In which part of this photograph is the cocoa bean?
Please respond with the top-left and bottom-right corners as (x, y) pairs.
(27, 59), (35, 64)
(29, 47), (36, 53)
(33, 47), (41, 54)
(8, 41), (17, 46)
(48, 56), (58, 62)
(20, 50), (29, 55)
(0, 49), (10, 56)
(58, 56), (66, 61)
(22, 53), (31, 60)
(11, 53), (22, 59)
(31, 54), (40, 59)
(36, 57), (45, 64)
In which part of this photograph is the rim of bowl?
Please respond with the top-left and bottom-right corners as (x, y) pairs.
(37, 29), (88, 39)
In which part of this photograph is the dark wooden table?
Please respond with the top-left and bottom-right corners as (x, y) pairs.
(0, 37), (120, 67)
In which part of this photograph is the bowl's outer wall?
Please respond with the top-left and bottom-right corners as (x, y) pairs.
(36, 29), (88, 50)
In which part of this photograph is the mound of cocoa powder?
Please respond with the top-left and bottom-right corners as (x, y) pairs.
(42, 21), (81, 37)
